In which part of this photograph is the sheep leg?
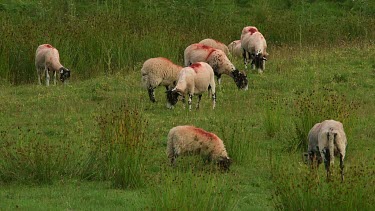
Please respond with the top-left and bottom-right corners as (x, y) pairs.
(308, 151), (316, 168)
(322, 148), (331, 181)
(45, 67), (50, 86)
(188, 94), (193, 111)
(53, 71), (57, 85)
(242, 49), (248, 69)
(148, 87), (156, 102)
(340, 153), (345, 182)
(216, 74), (222, 85)
(251, 54), (256, 70)
(212, 93), (216, 109)
(37, 69), (42, 85)
(196, 94), (202, 109)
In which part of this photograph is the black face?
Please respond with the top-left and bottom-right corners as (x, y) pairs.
(232, 69), (248, 89)
(166, 89), (180, 106)
(59, 67), (71, 82)
(217, 157), (231, 171)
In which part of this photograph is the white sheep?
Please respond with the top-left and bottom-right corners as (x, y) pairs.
(35, 44), (70, 86)
(166, 62), (216, 110)
(241, 29), (268, 73)
(227, 40), (243, 59)
(167, 125), (231, 171)
(199, 38), (230, 56)
(141, 57), (183, 104)
(307, 120), (348, 181)
(184, 43), (248, 90)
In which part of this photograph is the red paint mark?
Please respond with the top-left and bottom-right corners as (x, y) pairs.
(190, 63), (202, 72)
(43, 44), (53, 48)
(195, 44), (212, 50)
(248, 27), (258, 35)
(205, 49), (216, 61)
(193, 127), (218, 140)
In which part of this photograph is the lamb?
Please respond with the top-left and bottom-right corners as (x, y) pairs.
(141, 57), (183, 104)
(307, 120), (348, 181)
(199, 38), (230, 56)
(166, 62), (216, 110)
(241, 28), (268, 73)
(35, 44), (70, 86)
(184, 43), (248, 90)
(167, 125), (231, 171)
(227, 40), (243, 59)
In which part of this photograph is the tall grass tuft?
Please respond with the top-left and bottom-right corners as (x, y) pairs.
(219, 119), (254, 164)
(83, 102), (147, 189)
(290, 87), (358, 152)
(0, 128), (73, 184)
(271, 154), (375, 210)
(149, 169), (234, 210)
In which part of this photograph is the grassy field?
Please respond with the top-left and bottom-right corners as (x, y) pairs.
(1, 0), (375, 210)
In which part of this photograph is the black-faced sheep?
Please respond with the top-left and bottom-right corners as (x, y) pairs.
(307, 120), (348, 181)
(35, 44), (70, 86)
(141, 57), (183, 104)
(184, 43), (248, 90)
(166, 62), (216, 110)
(167, 125), (231, 171)
(199, 38), (230, 56)
(241, 28), (268, 73)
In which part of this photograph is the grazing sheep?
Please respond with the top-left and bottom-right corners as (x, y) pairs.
(307, 120), (348, 181)
(166, 62), (216, 110)
(184, 43), (248, 90)
(199, 38), (230, 56)
(241, 29), (268, 73)
(227, 40), (243, 59)
(167, 125), (231, 171)
(141, 57), (183, 104)
(35, 44), (70, 86)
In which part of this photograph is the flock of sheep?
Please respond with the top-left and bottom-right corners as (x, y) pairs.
(35, 26), (348, 181)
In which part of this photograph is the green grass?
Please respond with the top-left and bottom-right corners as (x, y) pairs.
(1, 43), (374, 210)
(1, 0), (375, 210)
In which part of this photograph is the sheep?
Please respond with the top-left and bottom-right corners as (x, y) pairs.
(167, 125), (231, 171)
(307, 120), (348, 182)
(35, 44), (70, 86)
(141, 57), (183, 104)
(241, 28), (268, 73)
(198, 38), (230, 56)
(227, 40), (243, 59)
(184, 43), (248, 90)
(166, 62), (216, 110)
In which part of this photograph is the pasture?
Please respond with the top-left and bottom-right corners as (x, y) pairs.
(1, 0), (375, 210)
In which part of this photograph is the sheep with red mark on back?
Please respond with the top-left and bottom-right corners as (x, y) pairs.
(35, 44), (70, 86)
(167, 125), (231, 171)
(184, 43), (248, 90)
(166, 62), (216, 110)
(241, 27), (268, 73)
(199, 38), (230, 56)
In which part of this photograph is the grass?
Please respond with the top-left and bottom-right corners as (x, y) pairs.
(1, 0), (375, 210)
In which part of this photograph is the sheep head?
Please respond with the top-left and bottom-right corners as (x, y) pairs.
(166, 89), (182, 107)
(59, 67), (70, 82)
(231, 69), (248, 90)
(217, 156), (231, 171)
